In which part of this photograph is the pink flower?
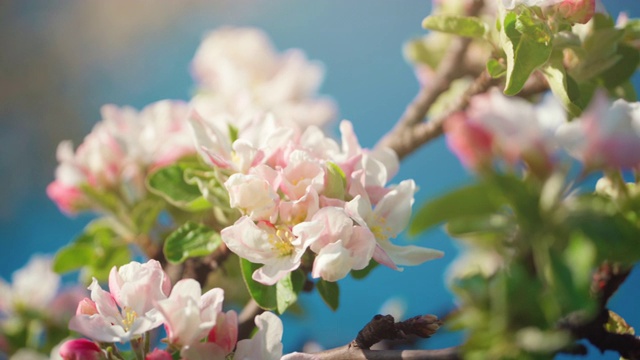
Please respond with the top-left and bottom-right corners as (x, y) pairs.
(225, 172), (279, 222)
(444, 112), (494, 171)
(556, 93), (640, 170)
(555, 0), (595, 24)
(293, 207), (376, 282)
(59, 339), (103, 360)
(154, 279), (224, 347)
(221, 217), (313, 285)
(69, 260), (170, 343)
(0, 256), (60, 315)
(234, 312), (284, 360)
(46, 180), (85, 215)
(76, 297), (98, 316)
(145, 349), (172, 360)
(207, 310), (238, 354)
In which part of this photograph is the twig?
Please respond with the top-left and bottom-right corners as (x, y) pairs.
(376, 0), (485, 160)
(287, 314), (455, 359)
(181, 243), (230, 286)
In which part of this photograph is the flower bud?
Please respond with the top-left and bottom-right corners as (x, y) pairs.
(556, 0), (595, 24)
(59, 339), (103, 360)
(76, 298), (98, 316)
(145, 349), (173, 360)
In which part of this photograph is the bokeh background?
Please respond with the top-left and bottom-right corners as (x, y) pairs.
(1, 1), (639, 358)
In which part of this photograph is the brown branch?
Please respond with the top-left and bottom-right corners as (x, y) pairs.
(288, 314), (456, 359)
(377, 0), (485, 160)
(181, 243), (231, 286)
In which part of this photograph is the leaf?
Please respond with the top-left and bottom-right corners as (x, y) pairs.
(351, 260), (379, 280)
(240, 259), (277, 311)
(486, 59), (506, 79)
(147, 163), (211, 211)
(276, 270), (306, 314)
(317, 279), (340, 311)
(422, 15), (487, 38)
(502, 11), (553, 95)
(409, 182), (504, 236)
(600, 44), (640, 89)
(324, 162), (347, 200)
(53, 243), (95, 273)
(605, 310), (635, 336)
(163, 222), (222, 264)
(239, 259), (304, 314)
(541, 51), (582, 117)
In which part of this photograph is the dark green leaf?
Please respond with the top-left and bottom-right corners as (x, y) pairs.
(163, 222), (222, 264)
(53, 243), (95, 273)
(600, 44), (640, 89)
(422, 15), (487, 38)
(409, 182), (504, 236)
(317, 279), (340, 311)
(351, 260), (379, 280)
(240, 258), (277, 311)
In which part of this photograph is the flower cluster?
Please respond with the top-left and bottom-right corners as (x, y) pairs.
(502, 0), (596, 24)
(48, 27), (335, 216)
(192, 111), (443, 284)
(63, 260), (284, 360)
(445, 90), (640, 175)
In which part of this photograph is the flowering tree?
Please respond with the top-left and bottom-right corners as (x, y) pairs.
(2, 0), (640, 359)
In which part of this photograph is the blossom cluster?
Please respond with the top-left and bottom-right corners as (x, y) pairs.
(190, 110), (443, 284)
(445, 89), (640, 175)
(63, 260), (284, 360)
(47, 27), (335, 215)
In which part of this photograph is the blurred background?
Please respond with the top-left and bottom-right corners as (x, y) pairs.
(1, 1), (639, 358)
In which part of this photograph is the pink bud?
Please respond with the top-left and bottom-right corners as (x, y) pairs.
(556, 0), (595, 24)
(444, 112), (494, 171)
(207, 310), (239, 354)
(59, 339), (102, 360)
(145, 349), (173, 360)
(76, 297), (98, 316)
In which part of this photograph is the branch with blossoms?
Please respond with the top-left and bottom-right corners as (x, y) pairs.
(3, 0), (640, 359)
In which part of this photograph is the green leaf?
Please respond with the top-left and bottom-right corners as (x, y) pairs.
(147, 163), (211, 211)
(351, 260), (379, 280)
(276, 270), (306, 314)
(53, 243), (95, 273)
(502, 11), (553, 95)
(422, 15), (487, 38)
(239, 259), (304, 314)
(163, 222), (222, 264)
(324, 162), (347, 200)
(486, 59), (507, 79)
(600, 44), (640, 89)
(88, 245), (131, 282)
(240, 259), (277, 311)
(541, 51), (582, 117)
(409, 182), (505, 236)
(317, 279), (340, 311)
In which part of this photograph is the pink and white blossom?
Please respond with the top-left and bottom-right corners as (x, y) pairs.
(556, 93), (640, 170)
(69, 260), (170, 343)
(155, 279), (225, 347)
(0, 256), (60, 315)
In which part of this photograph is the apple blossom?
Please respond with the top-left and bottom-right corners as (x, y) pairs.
(58, 339), (103, 360)
(0, 256), (60, 315)
(191, 27), (335, 129)
(207, 309), (238, 354)
(154, 279), (225, 347)
(145, 349), (173, 360)
(556, 93), (640, 170)
(555, 0), (596, 24)
(234, 312), (284, 360)
(69, 260), (170, 343)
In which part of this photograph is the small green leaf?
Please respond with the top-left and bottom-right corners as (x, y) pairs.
(88, 245), (131, 282)
(53, 243), (95, 273)
(422, 15), (487, 38)
(486, 59), (507, 79)
(600, 44), (640, 89)
(502, 12), (553, 95)
(240, 259), (277, 311)
(541, 51), (582, 117)
(324, 162), (347, 200)
(410, 182), (504, 236)
(163, 222), (222, 264)
(147, 164), (211, 211)
(239, 259), (304, 314)
(351, 260), (379, 280)
(317, 279), (340, 311)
